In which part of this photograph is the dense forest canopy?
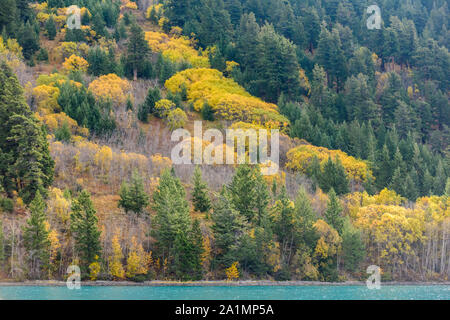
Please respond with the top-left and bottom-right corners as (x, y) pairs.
(0, 0), (449, 282)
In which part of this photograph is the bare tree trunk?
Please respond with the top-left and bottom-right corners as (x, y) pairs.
(10, 221), (15, 278)
(441, 222), (447, 275)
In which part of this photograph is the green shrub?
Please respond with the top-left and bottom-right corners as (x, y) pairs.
(0, 197), (14, 213)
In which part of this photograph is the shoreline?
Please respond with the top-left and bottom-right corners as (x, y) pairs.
(0, 280), (449, 287)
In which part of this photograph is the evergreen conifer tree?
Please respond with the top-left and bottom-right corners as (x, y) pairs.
(324, 188), (344, 235)
(228, 164), (257, 221)
(294, 187), (318, 251)
(45, 15), (56, 40)
(125, 23), (150, 80)
(70, 190), (102, 272)
(152, 170), (191, 262)
(211, 186), (247, 269)
(138, 88), (161, 122)
(118, 170), (149, 215)
(23, 191), (50, 278)
(341, 218), (365, 272)
(192, 166), (212, 213)
(0, 63), (54, 204)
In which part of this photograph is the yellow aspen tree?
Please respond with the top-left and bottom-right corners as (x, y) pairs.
(164, 68), (289, 129)
(286, 144), (373, 183)
(94, 145), (113, 176)
(225, 262), (239, 281)
(89, 256), (101, 281)
(62, 54), (89, 73)
(47, 188), (71, 225)
(44, 222), (61, 278)
(162, 258), (168, 279)
(88, 74), (131, 105)
(110, 231), (125, 279)
(144, 31), (209, 67)
(166, 108), (187, 130)
(126, 237), (148, 278)
(154, 99), (175, 118)
(32, 85), (60, 112)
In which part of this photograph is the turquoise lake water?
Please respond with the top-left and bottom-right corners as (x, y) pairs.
(0, 285), (449, 300)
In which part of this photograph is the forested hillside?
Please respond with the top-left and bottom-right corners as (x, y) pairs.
(0, 0), (449, 282)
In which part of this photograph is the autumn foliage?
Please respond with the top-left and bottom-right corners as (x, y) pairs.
(62, 54), (89, 73)
(165, 68), (289, 128)
(286, 144), (373, 183)
(145, 31), (209, 68)
(88, 73), (131, 105)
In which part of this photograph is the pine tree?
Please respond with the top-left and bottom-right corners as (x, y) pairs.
(422, 169), (434, 196)
(23, 191), (50, 278)
(0, 63), (54, 204)
(271, 179), (277, 198)
(201, 102), (215, 121)
(319, 157), (349, 195)
(164, 0), (193, 27)
(324, 188), (344, 235)
(254, 169), (270, 226)
(189, 219), (204, 280)
(445, 178), (450, 198)
(390, 167), (404, 196)
(152, 169), (191, 262)
(254, 24), (300, 102)
(236, 13), (260, 70)
(376, 144), (393, 190)
(191, 166), (211, 213)
(17, 21), (40, 60)
(8, 115), (54, 203)
(224, 0), (242, 26)
(138, 87), (161, 122)
(394, 100), (415, 139)
(91, 12), (106, 38)
(253, 222), (276, 276)
(307, 155), (321, 190)
(70, 190), (102, 272)
(316, 26), (348, 91)
(55, 121), (71, 143)
(302, 7), (320, 52)
(183, 0), (232, 48)
(173, 218), (204, 281)
(293, 187), (318, 251)
(341, 218), (365, 272)
(173, 230), (194, 280)
(379, 72), (403, 127)
(272, 186), (296, 268)
(126, 97), (133, 111)
(344, 74), (378, 122)
(125, 23), (150, 80)
(211, 186), (247, 269)
(404, 172), (419, 201)
(87, 47), (113, 76)
(433, 161), (447, 195)
(309, 64), (337, 119)
(0, 0), (17, 36)
(228, 164), (257, 221)
(334, 157), (350, 195)
(118, 169), (149, 215)
(45, 15), (56, 40)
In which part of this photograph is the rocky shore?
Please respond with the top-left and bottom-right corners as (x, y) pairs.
(0, 280), (449, 287)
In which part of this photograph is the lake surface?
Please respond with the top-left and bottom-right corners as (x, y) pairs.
(0, 285), (449, 300)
